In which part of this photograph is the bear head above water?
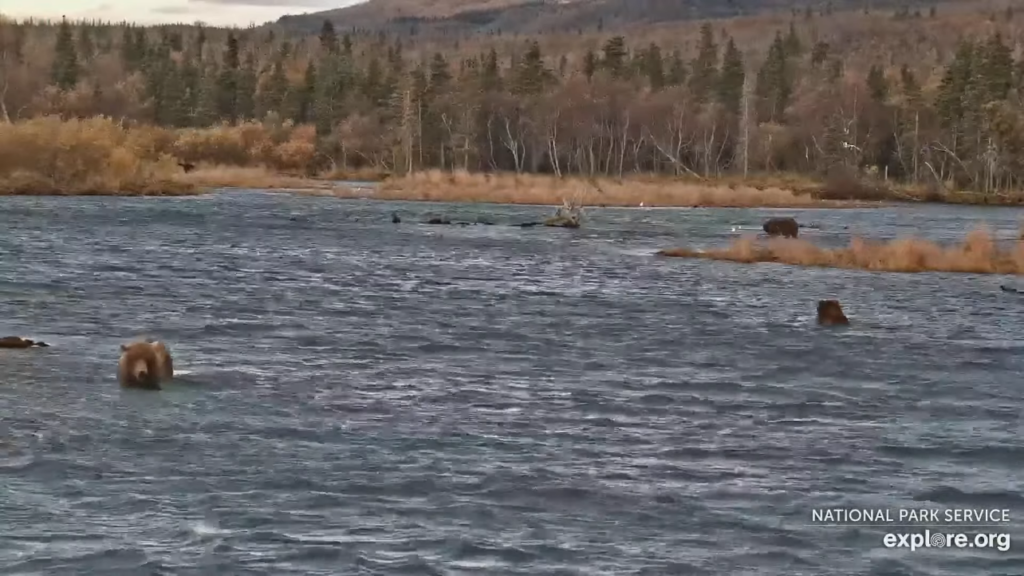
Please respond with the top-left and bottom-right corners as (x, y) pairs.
(118, 339), (174, 390)
(817, 300), (850, 326)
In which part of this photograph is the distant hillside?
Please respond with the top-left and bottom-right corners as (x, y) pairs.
(276, 0), (938, 36)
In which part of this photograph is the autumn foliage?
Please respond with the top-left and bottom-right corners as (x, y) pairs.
(0, 116), (329, 194)
(4, 5), (1024, 201)
(0, 116), (189, 194)
(658, 227), (1024, 275)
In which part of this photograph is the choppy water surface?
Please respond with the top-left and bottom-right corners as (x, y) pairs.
(2, 191), (1024, 575)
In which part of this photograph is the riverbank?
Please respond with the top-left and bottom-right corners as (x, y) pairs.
(657, 227), (1024, 275)
(2, 116), (1024, 206)
(351, 170), (871, 208)
(335, 169), (1024, 208)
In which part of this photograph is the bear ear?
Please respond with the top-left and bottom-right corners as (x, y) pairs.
(120, 344), (128, 351)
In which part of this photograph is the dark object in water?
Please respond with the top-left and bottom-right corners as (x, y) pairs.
(0, 336), (49, 348)
(517, 222), (540, 228)
(543, 215), (581, 228)
(817, 300), (849, 326)
(425, 217), (451, 225)
(545, 199), (583, 228)
(177, 161), (196, 173)
(392, 212), (401, 224)
(1000, 285), (1022, 293)
(763, 217), (799, 238)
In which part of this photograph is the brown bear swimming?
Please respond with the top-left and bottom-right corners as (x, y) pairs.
(0, 336), (49, 348)
(817, 300), (849, 326)
(763, 217), (799, 238)
(118, 339), (174, 390)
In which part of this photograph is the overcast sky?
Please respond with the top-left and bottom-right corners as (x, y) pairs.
(0, 0), (359, 26)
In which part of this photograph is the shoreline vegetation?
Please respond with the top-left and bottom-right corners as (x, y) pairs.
(657, 227), (1024, 275)
(4, 116), (1024, 207)
(4, 8), (1024, 206)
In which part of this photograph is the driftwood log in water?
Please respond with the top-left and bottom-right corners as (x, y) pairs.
(537, 196), (585, 228)
(422, 216), (496, 226)
(542, 215), (581, 228)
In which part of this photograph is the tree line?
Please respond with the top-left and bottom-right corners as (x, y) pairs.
(2, 10), (1024, 195)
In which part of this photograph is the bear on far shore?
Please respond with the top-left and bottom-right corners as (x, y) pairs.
(118, 339), (174, 390)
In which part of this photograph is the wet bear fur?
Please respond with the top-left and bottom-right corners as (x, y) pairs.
(817, 300), (849, 326)
(763, 217), (800, 238)
(118, 339), (174, 390)
(0, 336), (49, 348)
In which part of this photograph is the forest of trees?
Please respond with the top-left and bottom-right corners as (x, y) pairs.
(2, 6), (1024, 196)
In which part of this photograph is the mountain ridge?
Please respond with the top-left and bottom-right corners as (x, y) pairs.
(274, 0), (853, 36)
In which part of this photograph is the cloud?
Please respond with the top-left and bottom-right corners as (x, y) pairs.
(152, 4), (192, 14)
(187, 0), (337, 6)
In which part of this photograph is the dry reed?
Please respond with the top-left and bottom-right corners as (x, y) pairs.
(658, 227), (1024, 275)
(0, 116), (197, 195)
(369, 169), (872, 208)
(0, 116), (327, 196)
(170, 165), (332, 191)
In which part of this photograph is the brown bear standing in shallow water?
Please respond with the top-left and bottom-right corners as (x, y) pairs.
(118, 339), (174, 390)
(817, 300), (850, 326)
(763, 217), (800, 238)
(0, 336), (49, 348)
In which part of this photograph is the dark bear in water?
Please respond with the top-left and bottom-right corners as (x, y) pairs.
(0, 336), (49, 348)
(763, 217), (799, 238)
(817, 300), (849, 326)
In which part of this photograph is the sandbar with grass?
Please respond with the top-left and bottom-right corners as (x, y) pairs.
(354, 169), (883, 209)
(657, 228), (1024, 275)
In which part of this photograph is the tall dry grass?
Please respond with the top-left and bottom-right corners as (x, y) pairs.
(0, 116), (195, 195)
(0, 116), (327, 195)
(172, 165), (335, 191)
(372, 169), (872, 208)
(658, 227), (1024, 275)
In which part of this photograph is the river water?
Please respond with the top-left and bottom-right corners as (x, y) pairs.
(1, 191), (1023, 575)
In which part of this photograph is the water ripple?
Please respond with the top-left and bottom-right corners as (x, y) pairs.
(1, 195), (1024, 574)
